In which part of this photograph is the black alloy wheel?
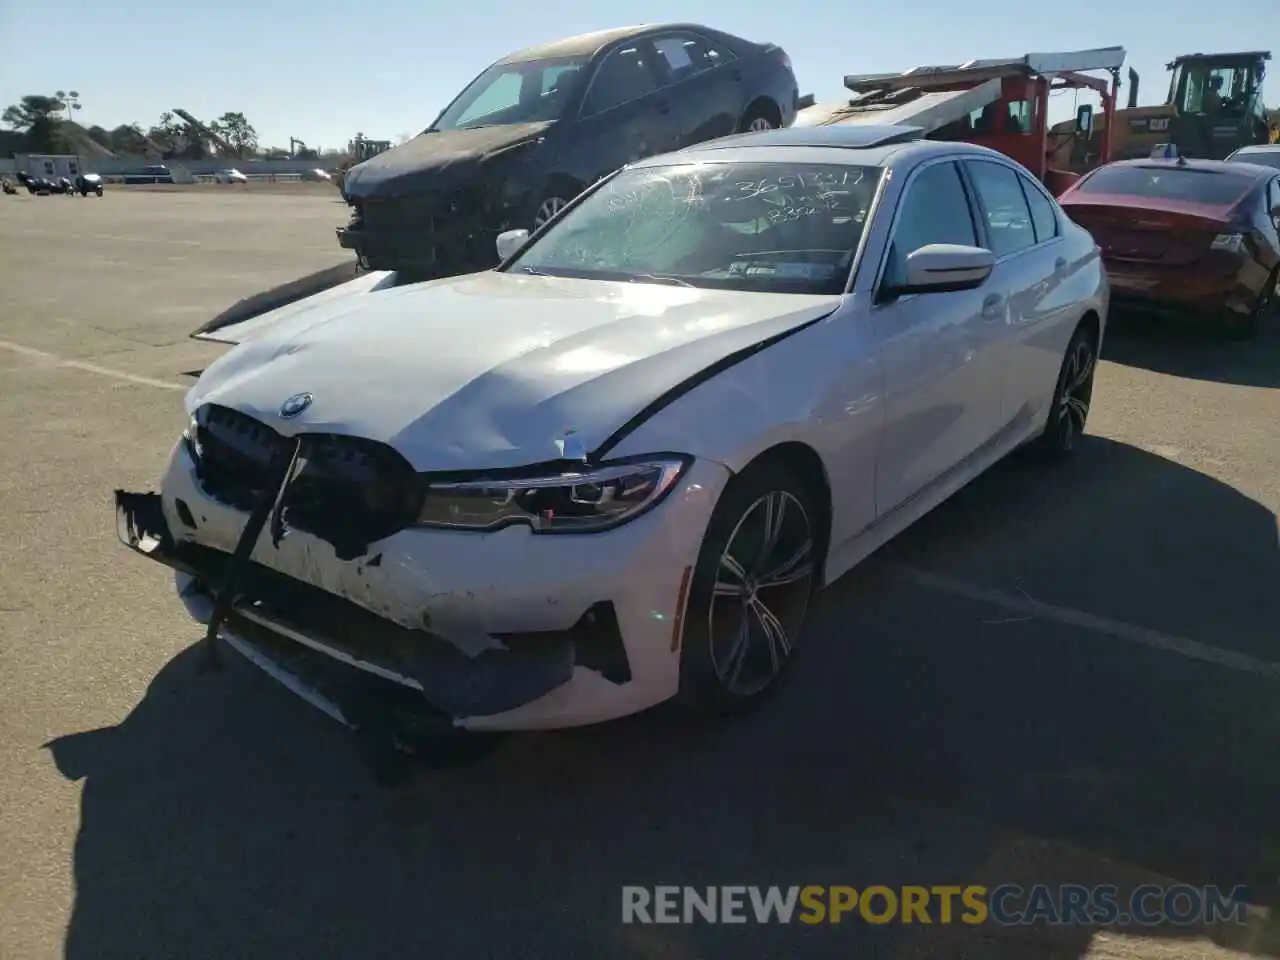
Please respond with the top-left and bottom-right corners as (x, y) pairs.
(678, 461), (819, 714)
(1030, 324), (1097, 462)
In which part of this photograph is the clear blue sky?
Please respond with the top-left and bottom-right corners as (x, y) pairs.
(0, 0), (1272, 151)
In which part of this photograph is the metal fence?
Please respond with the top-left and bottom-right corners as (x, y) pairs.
(99, 171), (307, 185)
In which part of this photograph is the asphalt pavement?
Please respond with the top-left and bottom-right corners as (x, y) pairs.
(1, 187), (1279, 960)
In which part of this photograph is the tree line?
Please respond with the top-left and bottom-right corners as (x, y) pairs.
(0, 92), (317, 161)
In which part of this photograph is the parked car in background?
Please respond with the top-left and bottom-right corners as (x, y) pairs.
(121, 164), (174, 185)
(14, 172), (76, 195)
(117, 128), (1106, 769)
(75, 173), (104, 197)
(1059, 153), (1280, 339)
(214, 168), (249, 184)
(300, 168), (332, 182)
(1226, 143), (1280, 170)
(339, 22), (800, 280)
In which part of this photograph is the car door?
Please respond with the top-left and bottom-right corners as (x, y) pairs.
(871, 158), (1008, 515)
(960, 158), (1065, 427)
(564, 41), (671, 186)
(649, 30), (742, 147)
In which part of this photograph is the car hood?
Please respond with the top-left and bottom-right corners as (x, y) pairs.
(343, 122), (553, 200)
(187, 271), (842, 472)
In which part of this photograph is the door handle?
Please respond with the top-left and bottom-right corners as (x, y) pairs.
(656, 100), (670, 114)
(981, 293), (1004, 319)
(732, 69), (743, 81)
(1054, 257), (1067, 273)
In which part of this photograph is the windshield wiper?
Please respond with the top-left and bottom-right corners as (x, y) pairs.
(631, 274), (693, 287)
(521, 265), (546, 275)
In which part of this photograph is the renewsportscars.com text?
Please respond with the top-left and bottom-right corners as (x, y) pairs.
(621, 884), (1250, 926)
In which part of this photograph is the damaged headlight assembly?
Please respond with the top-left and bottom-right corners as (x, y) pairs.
(416, 456), (691, 533)
(182, 413), (202, 459)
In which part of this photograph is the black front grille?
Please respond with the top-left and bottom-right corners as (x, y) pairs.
(361, 196), (438, 235)
(193, 404), (422, 558)
(196, 404), (283, 509)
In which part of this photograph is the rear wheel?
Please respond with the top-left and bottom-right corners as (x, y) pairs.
(739, 101), (780, 134)
(678, 461), (819, 716)
(1028, 323), (1097, 463)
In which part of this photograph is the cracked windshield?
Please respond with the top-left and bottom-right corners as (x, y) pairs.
(508, 162), (883, 294)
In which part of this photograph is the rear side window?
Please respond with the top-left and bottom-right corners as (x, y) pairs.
(652, 33), (728, 83)
(1076, 166), (1255, 205)
(964, 160), (1036, 257)
(1018, 173), (1059, 243)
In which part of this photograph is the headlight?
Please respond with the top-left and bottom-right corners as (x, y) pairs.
(182, 413), (202, 459)
(416, 456), (690, 533)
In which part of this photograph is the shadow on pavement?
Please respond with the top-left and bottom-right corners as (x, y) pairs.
(48, 437), (1280, 959)
(1101, 309), (1280, 388)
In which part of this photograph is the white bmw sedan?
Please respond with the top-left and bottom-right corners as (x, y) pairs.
(116, 125), (1107, 749)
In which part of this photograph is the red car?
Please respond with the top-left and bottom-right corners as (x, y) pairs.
(1058, 156), (1280, 339)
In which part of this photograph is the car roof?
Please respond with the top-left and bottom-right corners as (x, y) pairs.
(629, 126), (1019, 170)
(1101, 157), (1275, 181)
(1230, 144), (1280, 154)
(497, 23), (716, 63)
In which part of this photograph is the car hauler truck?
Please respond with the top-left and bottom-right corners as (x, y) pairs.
(796, 47), (1125, 195)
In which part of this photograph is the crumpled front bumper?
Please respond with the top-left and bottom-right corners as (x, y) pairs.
(113, 446), (726, 734)
(117, 490), (615, 734)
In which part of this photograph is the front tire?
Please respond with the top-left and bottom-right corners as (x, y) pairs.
(531, 185), (577, 231)
(1028, 323), (1097, 463)
(678, 461), (818, 716)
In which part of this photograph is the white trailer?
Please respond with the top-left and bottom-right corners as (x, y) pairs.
(16, 153), (83, 179)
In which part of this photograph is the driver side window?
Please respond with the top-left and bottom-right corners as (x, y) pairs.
(582, 45), (659, 116)
(882, 162), (978, 289)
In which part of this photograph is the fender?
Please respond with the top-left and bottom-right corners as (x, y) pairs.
(589, 311), (833, 462)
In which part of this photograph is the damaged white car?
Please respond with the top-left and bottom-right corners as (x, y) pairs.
(116, 126), (1107, 760)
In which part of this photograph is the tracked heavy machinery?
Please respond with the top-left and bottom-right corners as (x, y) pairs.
(1052, 51), (1272, 162)
(798, 47), (1125, 195)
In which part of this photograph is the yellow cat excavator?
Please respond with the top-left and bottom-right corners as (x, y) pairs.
(1050, 50), (1271, 166)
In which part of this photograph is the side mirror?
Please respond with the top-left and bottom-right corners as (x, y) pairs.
(495, 228), (530, 262)
(887, 244), (995, 296)
(1075, 104), (1094, 137)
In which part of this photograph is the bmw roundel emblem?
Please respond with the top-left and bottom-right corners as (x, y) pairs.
(279, 392), (313, 419)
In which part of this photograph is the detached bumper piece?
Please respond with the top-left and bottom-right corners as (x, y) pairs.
(114, 490), (631, 731)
